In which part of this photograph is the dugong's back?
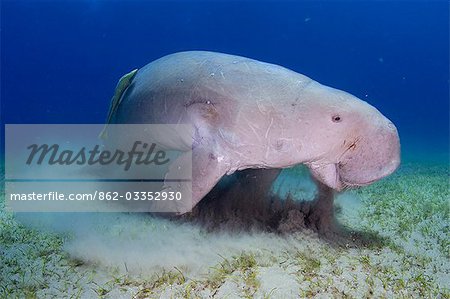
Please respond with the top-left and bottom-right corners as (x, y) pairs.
(112, 51), (312, 126)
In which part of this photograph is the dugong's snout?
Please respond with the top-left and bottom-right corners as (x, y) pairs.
(337, 116), (401, 188)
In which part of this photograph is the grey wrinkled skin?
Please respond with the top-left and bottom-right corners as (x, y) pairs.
(108, 51), (400, 215)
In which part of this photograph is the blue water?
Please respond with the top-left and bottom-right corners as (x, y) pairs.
(1, 1), (449, 162)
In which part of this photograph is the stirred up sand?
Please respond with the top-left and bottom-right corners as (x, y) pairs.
(0, 161), (449, 298)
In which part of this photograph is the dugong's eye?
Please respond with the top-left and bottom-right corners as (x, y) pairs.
(332, 115), (342, 123)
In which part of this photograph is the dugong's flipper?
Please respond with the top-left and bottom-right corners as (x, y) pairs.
(100, 69), (138, 139)
(163, 147), (227, 214)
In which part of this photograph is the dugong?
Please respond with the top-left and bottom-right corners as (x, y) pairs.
(103, 51), (400, 223)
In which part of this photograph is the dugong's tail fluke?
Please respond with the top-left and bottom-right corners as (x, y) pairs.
(99, 68), (139, 139)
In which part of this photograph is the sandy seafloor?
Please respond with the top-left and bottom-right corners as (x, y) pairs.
(0, 153), (449, 298)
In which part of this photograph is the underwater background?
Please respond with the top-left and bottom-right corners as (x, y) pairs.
(1, 1), (449, 298)
(1, 0), (449, 163)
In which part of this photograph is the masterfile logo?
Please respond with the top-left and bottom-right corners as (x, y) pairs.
(5, 124), (193, 213)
